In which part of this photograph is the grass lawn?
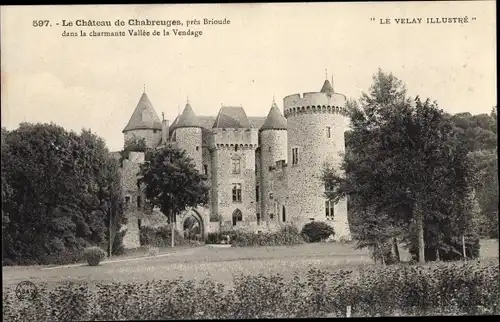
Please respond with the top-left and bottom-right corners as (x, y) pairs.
(3, 239), (498, 289)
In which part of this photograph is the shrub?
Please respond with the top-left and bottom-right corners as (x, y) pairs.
(139, 225), (185, 247)
(206, 226), (305, 247)
(83, 247), (107, 266)
(2, 261), (498, 320)
(301, 221), (335, 243)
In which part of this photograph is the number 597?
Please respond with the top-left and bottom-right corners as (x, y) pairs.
(33, 20), (50, 27)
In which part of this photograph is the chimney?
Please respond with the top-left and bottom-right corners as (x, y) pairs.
(162, 119), (169, 144)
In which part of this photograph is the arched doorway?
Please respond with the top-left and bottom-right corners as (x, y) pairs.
(182, 210), (204, 241)
(232, 209), (242, 226)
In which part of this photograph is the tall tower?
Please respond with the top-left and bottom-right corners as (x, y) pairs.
(259, 99), (288, 222)
(170, 99), (203, 171)
(283, 77), (351, 240)
(122, 92), (163, 149)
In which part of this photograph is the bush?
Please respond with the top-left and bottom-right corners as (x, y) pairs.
(139, 225), (185, 247)
(83, 247), (107, 266)
(2, 261), (498, 320)
(301, 221), (335, 243)
(205, 226), (305, 247)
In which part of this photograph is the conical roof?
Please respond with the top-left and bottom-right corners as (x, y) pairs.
(260, 101), (287, 131)
(320, 79), (334, 94)
(171, 102), (200, 130)
(212, 106), (251, 128)
(123, 93), (162, 132)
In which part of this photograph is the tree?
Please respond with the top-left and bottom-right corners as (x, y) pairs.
(138, 144), (210, 247)
(2, 123), (126, 265)
(323, 69), (477, 263)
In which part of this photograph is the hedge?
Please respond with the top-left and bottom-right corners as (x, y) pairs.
(3, 261), (498, 320)
(206, 225), (305, 247)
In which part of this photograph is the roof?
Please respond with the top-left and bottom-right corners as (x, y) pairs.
(170, 102), (199, 130)
(122, 93), (162, 132)
(212, 106), (251, 128)
(260, 101), (287, 131)
(320, 79), (334, 94)
(169, 115), (265, 135)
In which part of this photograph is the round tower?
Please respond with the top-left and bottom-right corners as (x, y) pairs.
(283, 77), (351, 240)
(171, 99), (203, 172)
(259, 99), (288, 223)
(122, 92), (163, 149)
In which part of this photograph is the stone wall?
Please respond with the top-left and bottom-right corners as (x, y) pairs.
(174, 127), (203, 172)
(259, 129), (288, 221)
(284, 92), (351, 240)
(124, 129), (161, 149)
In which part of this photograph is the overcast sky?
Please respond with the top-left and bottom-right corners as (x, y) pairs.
(1, 2), (496, 151)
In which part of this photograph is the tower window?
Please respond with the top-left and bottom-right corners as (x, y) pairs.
(282, 206), (286, 222)
(325, 200), (335, 220)
(256, 186), (260, 202)
(125, 196), (130, 208)
(203, 164), (208, 175)
(269, 213), (274, 220)
(268, 147), (271, 152)
(257, 213), (261, 225)
(232, 158), (241, 174)
(138, 218), (142, 228)
(232, 183), (242, 202)
(326, 126), (331, 138)
(292, 148), (299, 165)
(137, 196), (142, 208)
(196, 146), (199, 151)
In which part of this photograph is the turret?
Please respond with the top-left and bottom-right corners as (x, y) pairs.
(283, 76), (351, 240)
(122, 92), (162, 149)
(259, 98), (288, 223)
(170, 98), (203, 171)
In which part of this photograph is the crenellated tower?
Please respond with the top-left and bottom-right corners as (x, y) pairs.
(122, 92), (163, 149)
(170, 99), (203, 172)
(283, 77), (351, 240)
(259, 98), (288, 224)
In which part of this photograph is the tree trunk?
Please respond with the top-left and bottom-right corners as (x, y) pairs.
(171, 210), (175, 248)
(462, 235), (466, 261)
(416, 204), (425, 264)
(392, 237), (400, 263)
(436, 247), (440, 261)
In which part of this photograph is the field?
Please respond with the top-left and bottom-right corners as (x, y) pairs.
(3, 239), (498, 289)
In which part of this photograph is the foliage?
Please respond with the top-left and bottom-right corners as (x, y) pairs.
(205, 226), (305, 247)
(138, 145), (210, 223)
(301, 221), (335, 243)
(83, 246), (107, 266)
(1, 123), (126, 265)
(322, 69), (479, 262)
(3, 261), (498, 320)
(139, 225), (186, 247)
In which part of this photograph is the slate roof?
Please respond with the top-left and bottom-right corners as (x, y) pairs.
(169, 115), (265, 136)
(212, 106), (251, 129)
(320, 79), (334, 94)
(170, 102), (199, 130)
(123, 93), (162, 132)
(260, 101), (287, 131)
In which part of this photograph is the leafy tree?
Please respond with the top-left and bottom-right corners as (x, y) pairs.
(138, 144), (210, 247)
(323, 69), (477, 263)
(300, 221), (335, 243)
(2, 123), (126, 265)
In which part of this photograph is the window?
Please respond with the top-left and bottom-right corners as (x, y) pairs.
(232, 158), (241, 174)
(256, 186), (260, 202)
(268, 146), (271, 152)
(235, 145), (238, 152)
(257, 213), (261, 225)
(292, 148), (299, 165)
(269, 213), (274, 220)
(326, 126), (331, 138)
(232, 209), (242, 226)
(137, 218), (142, 228)
(125, 196), (130, 207)
(203, 164), (208, 175)
(196, 146), (199, 151)
(325, 200), (335, 220)
(137, 196), (142, 208)
(282, 206), (286, 222)
(232, 183), (242, 202)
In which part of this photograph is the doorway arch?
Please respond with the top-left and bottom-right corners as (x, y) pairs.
(181, 209), (204, 241)
(232, 209), (242, 226)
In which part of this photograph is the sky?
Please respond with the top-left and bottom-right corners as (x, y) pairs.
(1, 2), (496, 151)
